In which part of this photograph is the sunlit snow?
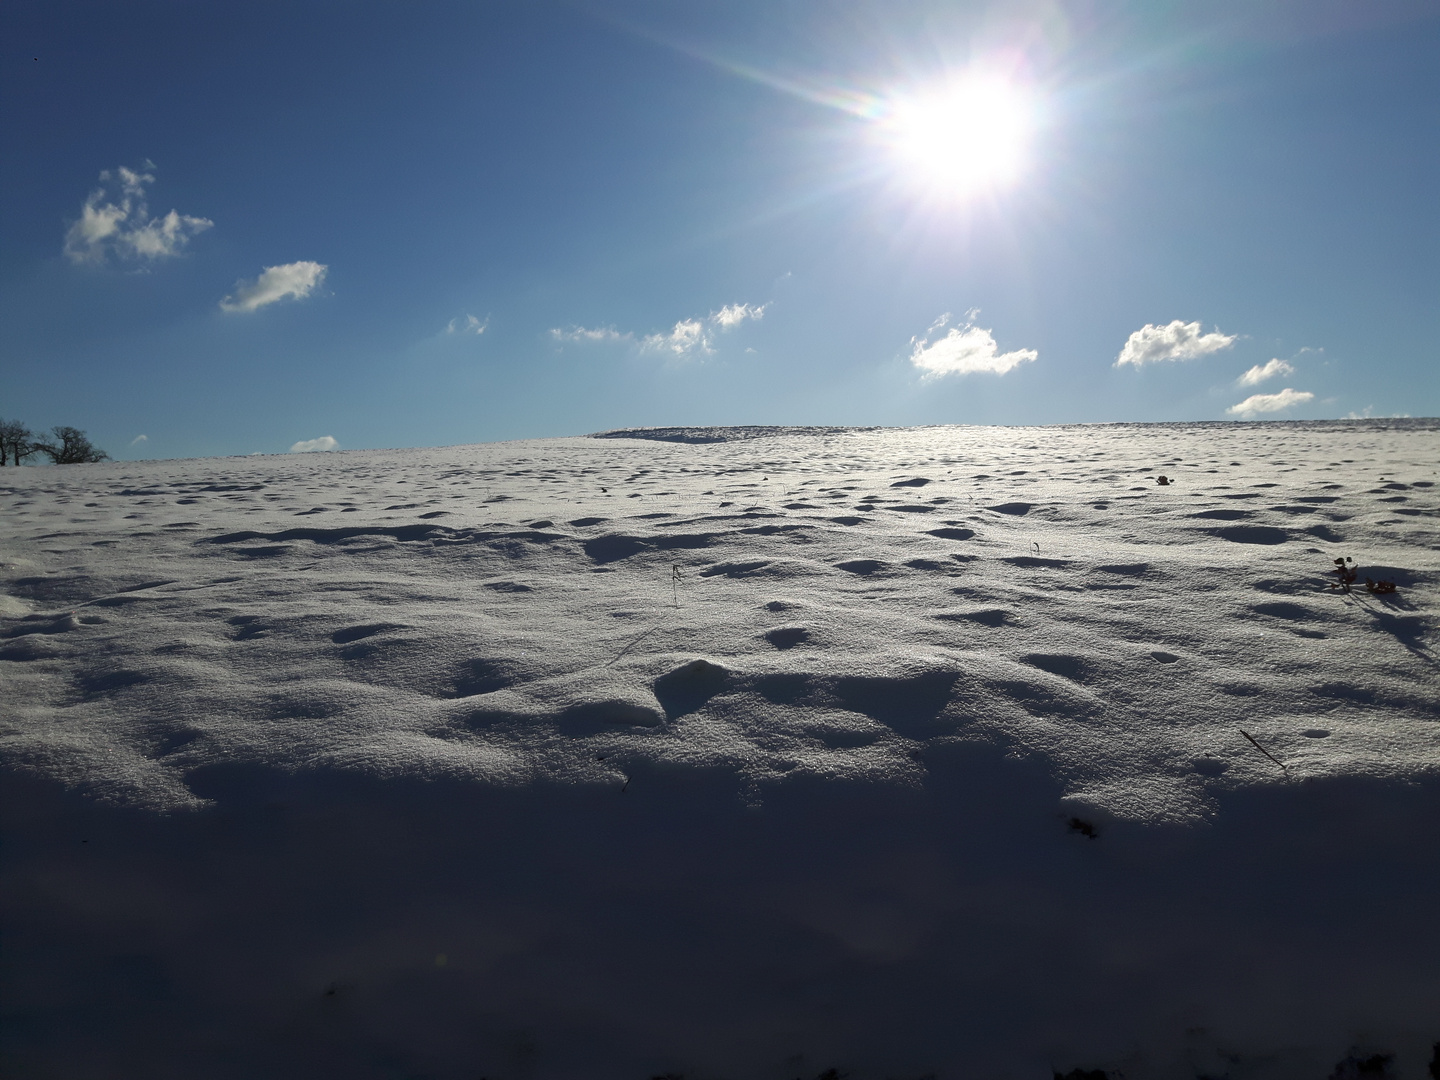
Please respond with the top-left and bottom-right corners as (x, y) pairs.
(2, 420), (1437, 1078)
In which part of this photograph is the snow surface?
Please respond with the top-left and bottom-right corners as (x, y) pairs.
(2, 420), (1438, 1079)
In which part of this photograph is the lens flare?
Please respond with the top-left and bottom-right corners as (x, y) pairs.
(878, 75), (1036, 197)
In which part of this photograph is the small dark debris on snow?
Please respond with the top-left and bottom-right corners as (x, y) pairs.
(1068, 817), (1098, 839)
(1330, 557), (1358, 592)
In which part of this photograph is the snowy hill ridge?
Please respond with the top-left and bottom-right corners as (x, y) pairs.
(2, 422), (1438, 1078)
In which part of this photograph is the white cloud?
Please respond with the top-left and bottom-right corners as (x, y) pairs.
(289, 436), (339, 453)
(550, 326), (631, 343)
(64, 164), (213, 264)
(643, 318), (710, 357)
(552, 301), (766, 359)
(712, 302), (766, 328)
(1115, 320), (1236, 367)
(447, 314), (488, 335)
(221, 261), (327, 313)
(1237, 358), (1295, 386)
(909, 314), (1037, 378)
(129, 434), (148, 446)
(1226, 388), (1315, 418)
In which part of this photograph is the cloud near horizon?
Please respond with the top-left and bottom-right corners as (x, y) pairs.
(64, 164), (213, 264)
(1226, 387), (1315, 418)
(552, 302), (766, 358)
(910, 314), (1037, 378)
(289, 435), (339, 453)
(129, 434), (148, 446)
(1115, 320), (1236, 367)
(221, 261), (328, 313)
(1237, 358), (1295, 386)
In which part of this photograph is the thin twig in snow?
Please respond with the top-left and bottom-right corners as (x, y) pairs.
(1239, 728), (1287, 771)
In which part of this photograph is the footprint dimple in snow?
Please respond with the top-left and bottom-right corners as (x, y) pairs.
(1193, 758), (1228, 776)
(654, 659), (730, 719)
(1302, 729), (1331, 738)
(1022, 653), (1090, 682)
(935, 608), (1013, 627)
(483, 580), (533, 592)
(557, 699), (663, 733)
(1004, 556), (1071, 569)
(835, 559), (888, 575)
(834, 669), (958, 734)
(450, 658), (518, 698)
(1150, 651), (1181, 664)
(331, 623), (406, 644)
(926, 527), (975, 541)
(4, 613), (80, 638)
(227, 615), (270, 640)
(77, 668), (150, 696)
(0, 638), (63, 661)
(764, 626), (809, 649)
(700, 561), (769, 578)
(1213, 525), (1290, 545)
(1189, 509), (1254, 521)
(986, 502), (1033, 516)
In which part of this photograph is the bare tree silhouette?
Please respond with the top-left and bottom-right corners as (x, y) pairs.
(33, 426), (109, 464)
(0, 418), (39, 465)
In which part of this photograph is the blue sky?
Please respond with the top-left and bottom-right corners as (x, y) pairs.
(2, 0), (1436, 460)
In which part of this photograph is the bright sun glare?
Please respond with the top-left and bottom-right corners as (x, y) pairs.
(879, 75), (1035, 197)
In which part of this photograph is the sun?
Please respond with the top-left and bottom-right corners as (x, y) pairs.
(878, 74), (1036, 197)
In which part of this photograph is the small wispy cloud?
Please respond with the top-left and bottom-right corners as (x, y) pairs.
(221, 261), (327, 313)
(1237, 358), (1296, 387)
(64, 164), (213, 265)
(1344, 405), (1411, 420)
(551, 302), (766, 359)
(447, 314), (489, 335)
(910, 313), (1037, 378)
(551, 325), (632, 344)
(1115, 320), (1236, 368)
(289, 435), (338, 453)
(129, 434), (148, 446)
(1226, 388), (1315, 418)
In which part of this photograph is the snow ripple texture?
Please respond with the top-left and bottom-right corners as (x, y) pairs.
(2, 420), (1438, 1079)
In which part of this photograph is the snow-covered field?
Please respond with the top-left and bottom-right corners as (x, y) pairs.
(2, 420), (1437, 1080)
